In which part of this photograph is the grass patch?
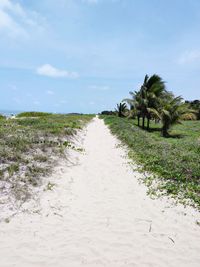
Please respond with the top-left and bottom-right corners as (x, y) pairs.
(0, 114), (94, 205)
(16, 111), (52, 117)
(102, 115), (200, 209)
(0, 114), (5, 120)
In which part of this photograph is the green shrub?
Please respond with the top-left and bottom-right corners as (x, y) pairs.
(0, 114), (6, 120)
(17, 112), (52, 117)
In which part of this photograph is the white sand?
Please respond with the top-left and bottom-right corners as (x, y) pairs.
(0, 117), (200, 267)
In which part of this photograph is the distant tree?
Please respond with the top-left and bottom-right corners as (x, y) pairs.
(124, 74), (166, 130)
(101, 110), (115, 115)
(115, 102), (127, 117)
(143, 74), (166, 130)
(160, 96), (194, 137)
(186, 100), (200, 120)
(120, 74), (198, 137)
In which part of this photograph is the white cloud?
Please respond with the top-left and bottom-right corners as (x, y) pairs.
(0, 8), (26, 37)
(0, 0), (45, 38)
(46, 90), (54, 95)
(0, 0), (12, 10)
(37, 64), (79, 79)
(89, 85), (110, 91)
(178, 50), (200, 65)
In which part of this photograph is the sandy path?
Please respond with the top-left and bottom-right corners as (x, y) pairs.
(0, 117), (200, 267)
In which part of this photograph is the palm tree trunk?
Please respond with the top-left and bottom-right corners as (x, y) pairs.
(147, 118), (150, 131)
(137, 116), (140, 126)
(162, 127), (168, 137)
(142, 116), (145, 129)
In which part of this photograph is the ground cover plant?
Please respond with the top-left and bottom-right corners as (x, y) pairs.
(0, 113), (93, 207)
(102, 115), (200, 209)
(16, 111), (52, 117)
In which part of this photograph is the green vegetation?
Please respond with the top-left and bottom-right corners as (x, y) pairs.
(0, 114), (5, 120)
(115, 102), (128, 117)
(160, 96), (194, 137)
(101, 110), (115, 115)
(124, 74), (195, 136)
(186, 100), (200, 120)
(101, 73), (200, 208)
(102, 115), (200, 208)
(16, 111), (52, 117)
(0, 114), (93, 203)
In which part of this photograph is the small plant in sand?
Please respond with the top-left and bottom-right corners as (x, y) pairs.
(45, 181), (56, 191)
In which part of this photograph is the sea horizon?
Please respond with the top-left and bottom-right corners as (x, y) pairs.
(0, 109), (24, 117)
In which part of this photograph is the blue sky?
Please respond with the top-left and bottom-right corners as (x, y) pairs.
(0, 0), (200, 113)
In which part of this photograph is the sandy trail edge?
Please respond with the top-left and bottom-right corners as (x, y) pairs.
(0, 117), (200, 267)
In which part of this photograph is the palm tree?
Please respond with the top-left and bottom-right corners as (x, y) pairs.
(124, 91), (142, 126)
(115, 102), (127, 117)
(142, 74), (166, 130)
(160, 96), (194, 137)
(186, 100), (200, 120)
(124, 74), (166, 130)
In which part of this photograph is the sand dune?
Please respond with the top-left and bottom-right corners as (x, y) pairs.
(0, 117), (200, 267)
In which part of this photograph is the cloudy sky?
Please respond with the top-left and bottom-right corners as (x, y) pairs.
(0, 0), (200, 113)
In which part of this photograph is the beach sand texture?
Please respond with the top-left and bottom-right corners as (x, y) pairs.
(0, 117), (200, 267)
